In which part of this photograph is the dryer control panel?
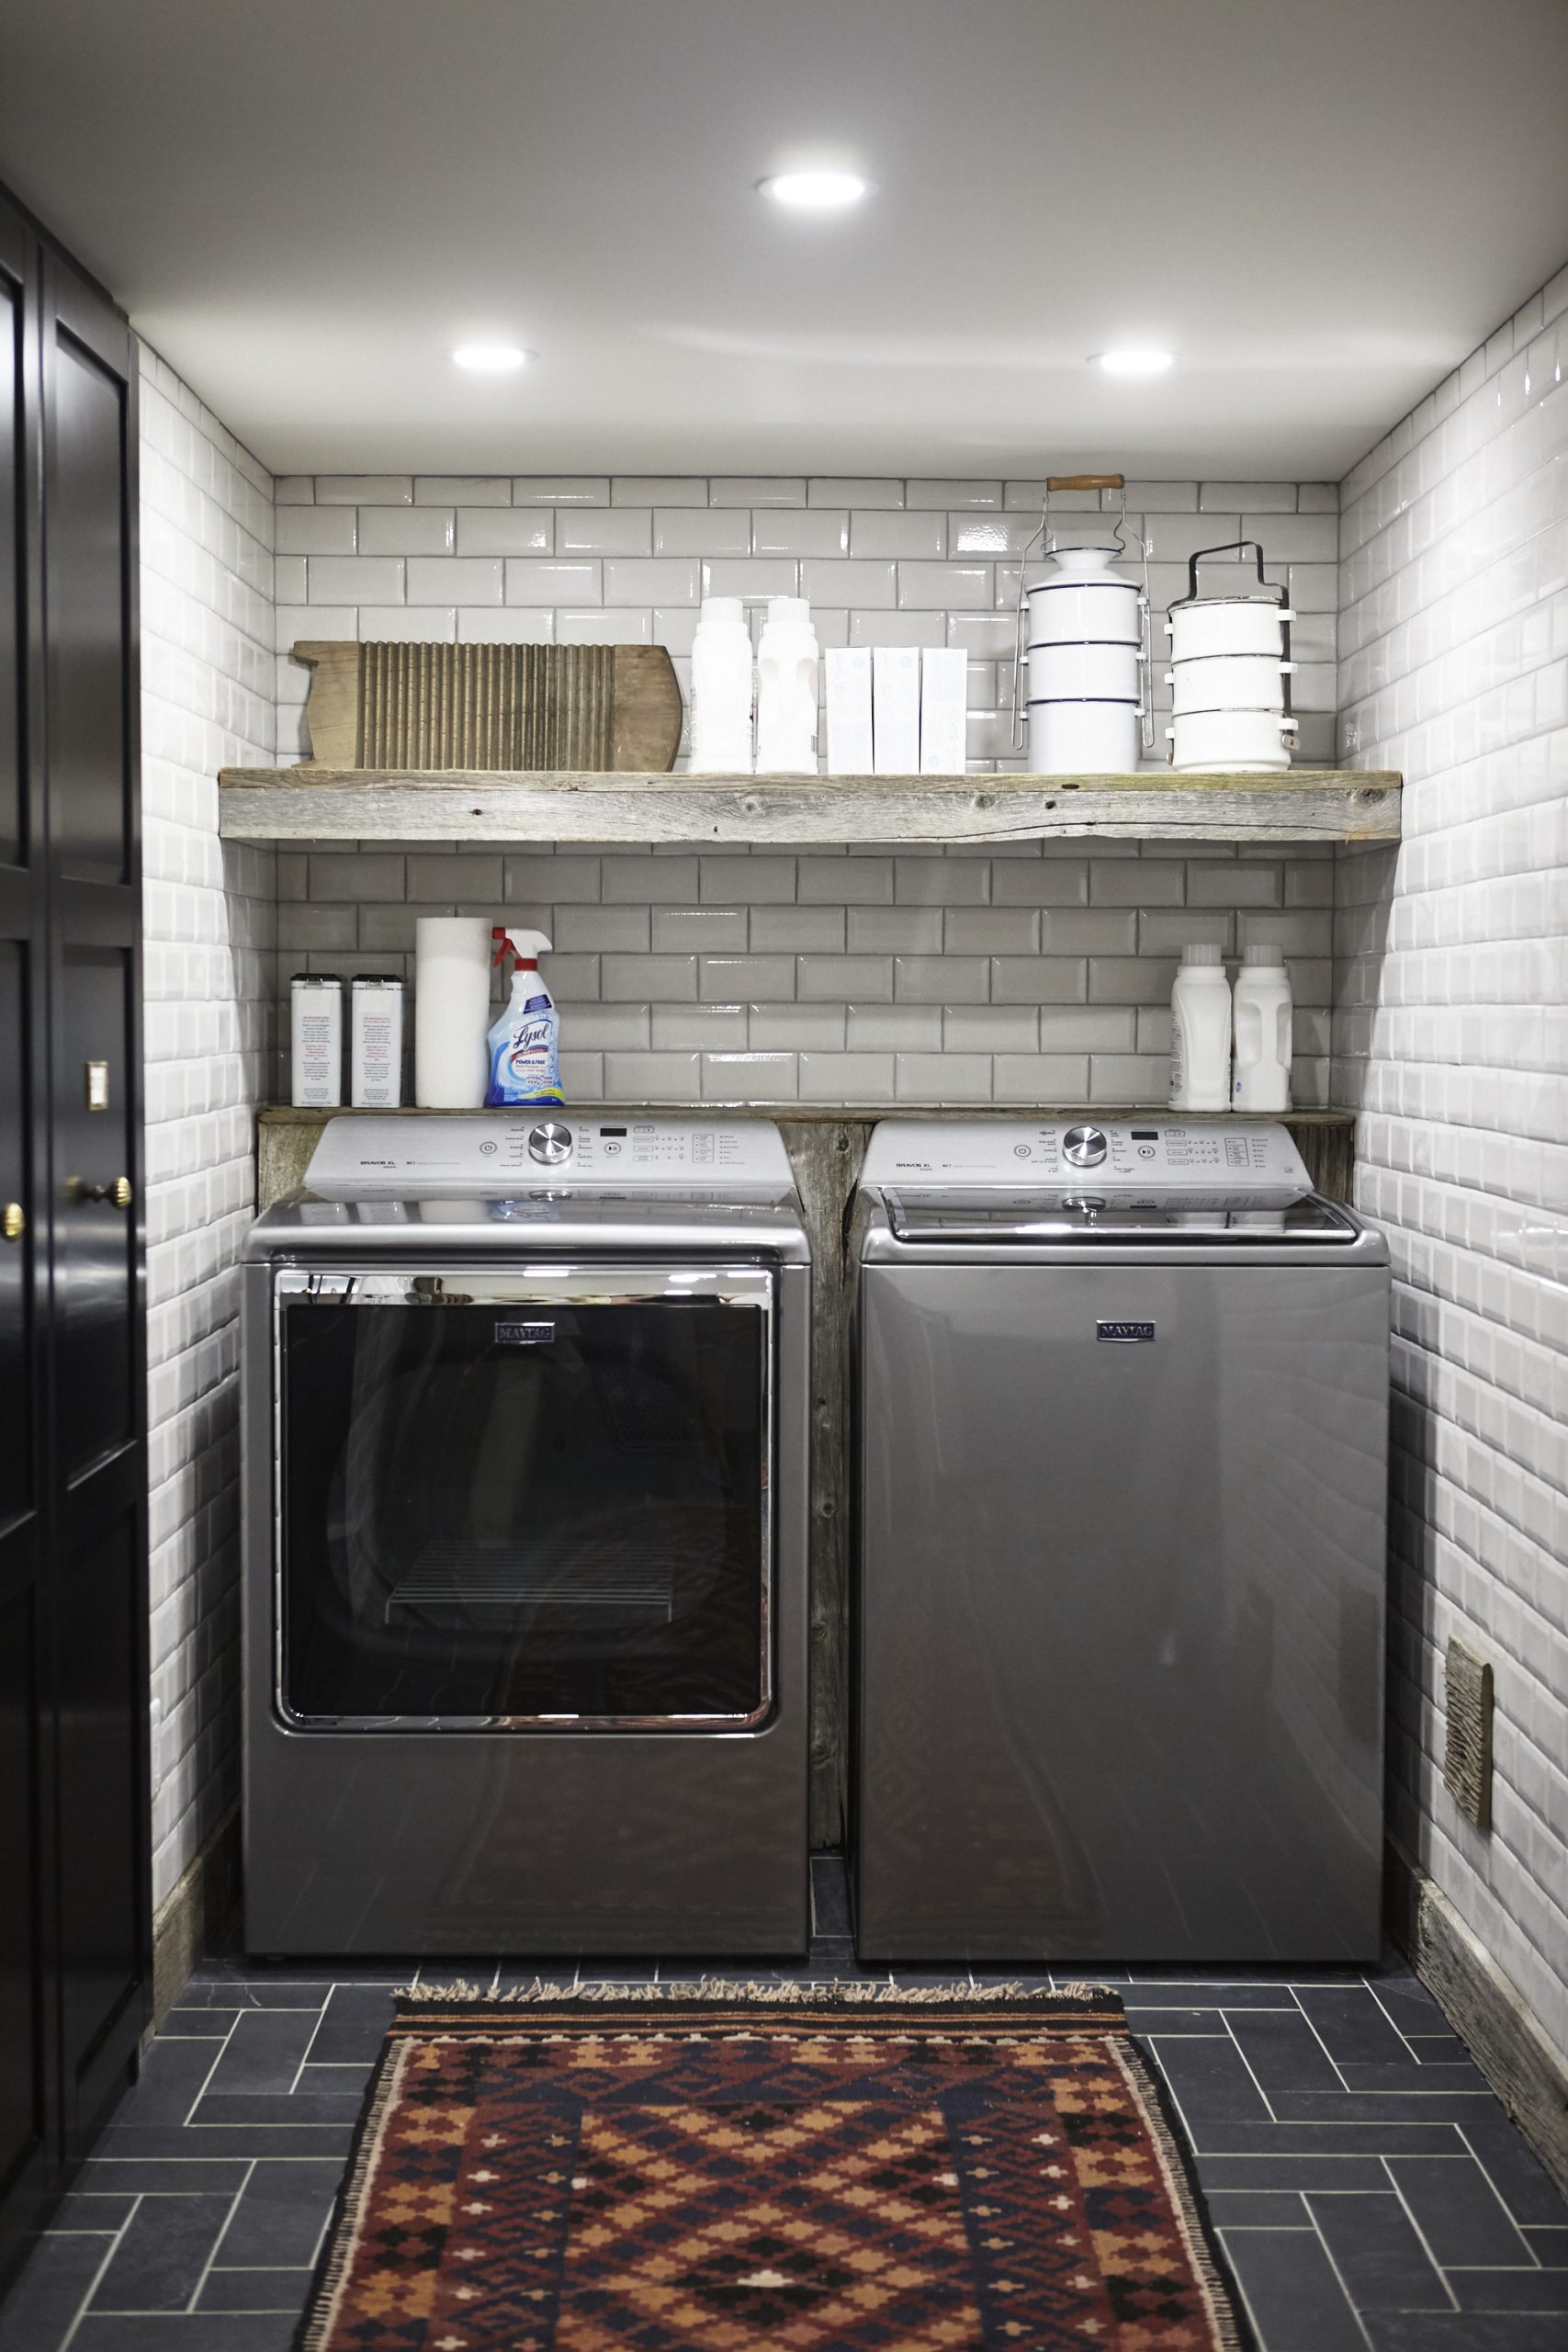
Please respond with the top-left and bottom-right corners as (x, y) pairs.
(860, 1119), (1312, 1194)
(306, 1114), (795, 1197)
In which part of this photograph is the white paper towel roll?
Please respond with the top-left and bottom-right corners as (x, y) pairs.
(414, 917), (491, 1107)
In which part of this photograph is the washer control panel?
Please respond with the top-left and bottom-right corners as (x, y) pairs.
(307, 1114), (795, 1196)
(861, 1119), (1312, 1193)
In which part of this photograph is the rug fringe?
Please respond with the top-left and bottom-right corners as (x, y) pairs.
(395, 1975), (1121, 2008)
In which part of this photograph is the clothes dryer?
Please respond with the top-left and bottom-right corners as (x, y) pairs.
(243, 1114), (809, 1955)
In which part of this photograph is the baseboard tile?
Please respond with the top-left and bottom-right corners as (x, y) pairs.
(1386, 1837), (1568, 2203)
(150, 1812), (242, 2028)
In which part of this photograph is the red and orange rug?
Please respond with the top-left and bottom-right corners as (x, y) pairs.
(298, 1982), (1249, 2351)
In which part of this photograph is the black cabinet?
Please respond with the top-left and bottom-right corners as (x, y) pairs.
(0, 184), (149, 2277)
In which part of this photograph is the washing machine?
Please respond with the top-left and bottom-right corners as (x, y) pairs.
(242, 1114), (809, 1956)
(852, 1117), (1389, 1965)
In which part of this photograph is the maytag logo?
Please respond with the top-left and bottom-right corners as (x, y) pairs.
(495, 1320), (556, 1346)
(1097, 1319), (1156, 1343)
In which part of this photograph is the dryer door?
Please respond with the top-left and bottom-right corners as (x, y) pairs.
(274, 1265), (773, 1728)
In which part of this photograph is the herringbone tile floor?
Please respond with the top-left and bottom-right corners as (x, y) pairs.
(2, 1860), (1563, 2350)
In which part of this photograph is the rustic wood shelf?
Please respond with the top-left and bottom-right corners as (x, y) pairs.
(217, 765), (1401, 846)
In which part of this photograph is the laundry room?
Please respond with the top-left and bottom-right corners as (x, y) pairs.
(0, 6), (1564, 2349)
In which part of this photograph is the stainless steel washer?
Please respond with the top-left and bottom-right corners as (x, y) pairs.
(852, 1118), (1390, 1965)
(243, 1114), (809, 1956)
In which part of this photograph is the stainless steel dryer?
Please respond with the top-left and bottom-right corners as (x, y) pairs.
(243, 1114), (809, 1956)
(852, 1118), (1389, 1966)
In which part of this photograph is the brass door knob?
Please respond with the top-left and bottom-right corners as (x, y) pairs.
(1, 1202), (22, 1242)
(68, 1176), (133, 1209)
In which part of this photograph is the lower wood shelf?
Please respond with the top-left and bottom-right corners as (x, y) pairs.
(218, 765), (1400, 845)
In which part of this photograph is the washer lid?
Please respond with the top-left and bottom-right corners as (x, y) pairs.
(883, 1188), (1358, 1243)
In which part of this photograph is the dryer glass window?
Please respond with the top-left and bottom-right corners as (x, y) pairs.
(277, 1285), (771, 1726)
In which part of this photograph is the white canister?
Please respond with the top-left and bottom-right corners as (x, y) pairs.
(350, 975), (405, 1108)
(1166, 599), (1293, 662)
(688, 594), (754, 773)
(1168, 708), (1298, 772)
(1028, 698), (1141, 774)
(755, 594), (819, 775)
(1169, 943), (1233, 1112)
(1028, 640), (1142, 702)
(414, 917), (492, 1108)
(1024, 545), (1143, 646)
(1233, 944), (1293, 1112)
(290, 974), (344, 1108)
(1166, 654), (1295, 714)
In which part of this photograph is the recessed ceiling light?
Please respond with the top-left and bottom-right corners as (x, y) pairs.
(451, 344), (531, 374)
(759, 170), (871, 211)
(1094, 348), (1174, 377)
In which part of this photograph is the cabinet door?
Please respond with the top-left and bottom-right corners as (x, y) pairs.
(0, 194), (52, 2273)
(40, 254), (149, 2154)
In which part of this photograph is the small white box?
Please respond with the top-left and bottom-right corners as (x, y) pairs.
(919, 647), (968, 773)
(873, 645), (920, 775)
(825, 647), (874, 775)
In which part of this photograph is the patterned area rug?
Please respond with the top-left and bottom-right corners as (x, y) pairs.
(298, 1983), (1249, 2351)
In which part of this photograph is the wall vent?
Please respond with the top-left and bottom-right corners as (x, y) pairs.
(1443, 1636), (1494, 1831)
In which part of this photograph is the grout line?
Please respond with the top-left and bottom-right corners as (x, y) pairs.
(182, 2010), (243, 2127)
(184, 2158), (256, 2316)
(1289, 1986), (1356, 2091)
(1362, 1974), (1430, 2067)
(1451, 2124), (1548, 2266)
(287, 1987), (336, 2094)
(1219, 2012), (1280, 2124)
(1378, 2154), (1461, 2312)
(1299, 2199), (1378, 2352)
(57, 2194), (143, 2352)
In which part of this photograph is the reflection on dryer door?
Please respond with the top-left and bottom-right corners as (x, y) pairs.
(277, 1287), (772, 1726)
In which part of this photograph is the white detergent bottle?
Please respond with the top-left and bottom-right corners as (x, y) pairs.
(1169, 942), (1233, 1111)
(485, 928), (563, 1108)
(689, 594), (755, 772)
(1233, 942), (1293, 1111)
(755, 594), (818, 774)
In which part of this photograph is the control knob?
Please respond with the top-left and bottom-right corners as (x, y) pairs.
(1062, 1123), (1108, 1168)
(527, 1122), (573, 1166)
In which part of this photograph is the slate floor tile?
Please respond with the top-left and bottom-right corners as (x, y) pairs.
(1198, 2154), (1394, 2191)
(1226, 2009), (1348, 2094)
(73, 2160), (250, 2198)
(1145, 2033), (1275, 2124)
(1386, 2154), (1533, 2267)
(1460, 2112), (1568, 2228)
(107, 2041), (220, 2131)
(1205, 2189), (1309, 2226)
(192, 2093), (367, 2129)
(85, 2193), (235, 2313)
(73, 2319), (298, 2347)
(1271, 2090), (1500, 2124)
(201, 2010), (321, 2097)
(1364, 2318), (1568, 2350)
(209, 2161), (344, 2269)
(296, 1986), (394, 2066)
(1521, 2225), (1568, 2264)
(1337, 2059), (1490, 2094)
(0, 2231), (115, 2352)
(1448, 2267), (1568, 2312)
(1371, 1980), (1450, 2035)
(1220, 2223), (1368, 2350)
(1296, 1984), (1422, 2065)
(1304, 2189), (1451, 2311)
(196, 2268), (316, 2314)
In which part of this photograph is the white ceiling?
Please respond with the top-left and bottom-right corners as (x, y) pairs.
(2, 0), (1566, 480)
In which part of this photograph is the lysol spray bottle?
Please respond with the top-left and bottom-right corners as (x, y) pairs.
(484, 928), (563, 1108)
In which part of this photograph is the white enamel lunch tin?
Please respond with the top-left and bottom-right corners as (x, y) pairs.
(1165, 654), (1295, 714)
(1166, 707), (1298, 772)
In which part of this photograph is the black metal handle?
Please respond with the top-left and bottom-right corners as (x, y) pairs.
(1185, 540), (1270, 602)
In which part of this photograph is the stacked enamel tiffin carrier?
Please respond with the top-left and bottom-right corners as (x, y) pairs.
(1165, 541), (1297, 771)
(1014, 474), (1151, 775)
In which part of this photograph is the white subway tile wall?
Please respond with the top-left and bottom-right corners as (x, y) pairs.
(274, 475), (1338, 1104)
(139, 345), (276, 1920)
(1335, 263), (1568, 2070)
